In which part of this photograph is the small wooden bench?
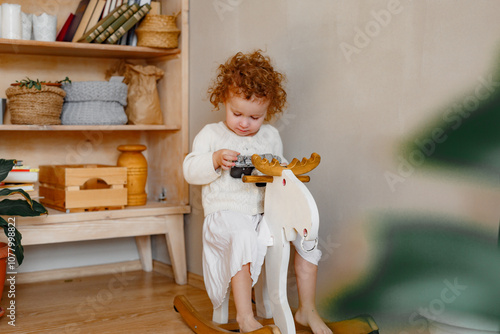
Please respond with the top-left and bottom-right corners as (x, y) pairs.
(15, 203), (190, 285)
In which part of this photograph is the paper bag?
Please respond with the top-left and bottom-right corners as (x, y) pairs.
(123, 64), (164, 125)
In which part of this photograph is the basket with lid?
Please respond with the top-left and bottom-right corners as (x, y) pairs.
(135, 13), (181, 49)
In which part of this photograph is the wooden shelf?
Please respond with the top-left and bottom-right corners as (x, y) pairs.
(0, 124), (181, 131)
(0, 38), (180, 59)
(16, 202), (191, 225)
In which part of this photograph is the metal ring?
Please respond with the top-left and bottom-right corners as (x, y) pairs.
(300, 236), (318, 253)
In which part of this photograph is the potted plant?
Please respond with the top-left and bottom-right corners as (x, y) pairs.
(0, 159), (48, 317)
(12, 77), (71, 89)
(5, 77), (71, 125)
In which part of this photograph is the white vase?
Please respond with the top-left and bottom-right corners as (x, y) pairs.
(1, 4), (22, 39)
(33, 13), (57, 42)
(21, 12), (33, 40)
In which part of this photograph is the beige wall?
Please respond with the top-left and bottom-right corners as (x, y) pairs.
(6, 0), (498, 330)
(186, 0), (500, 329)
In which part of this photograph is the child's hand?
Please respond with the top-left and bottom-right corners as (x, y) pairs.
(213, 149), (240, 170)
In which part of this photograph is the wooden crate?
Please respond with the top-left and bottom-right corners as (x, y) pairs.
(39, 164), (127, 212)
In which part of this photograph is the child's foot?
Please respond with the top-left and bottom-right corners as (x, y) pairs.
(237, 314), (263, 333)
(295, 308), (333, 334)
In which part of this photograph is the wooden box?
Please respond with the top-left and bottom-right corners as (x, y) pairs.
(39, 164), (127, 212)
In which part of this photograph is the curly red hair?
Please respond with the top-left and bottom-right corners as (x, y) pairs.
(208, 50), (287, 121)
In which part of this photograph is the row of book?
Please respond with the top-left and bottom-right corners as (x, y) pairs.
(57, 0), (159, 46)
(0, 161), (39, 200)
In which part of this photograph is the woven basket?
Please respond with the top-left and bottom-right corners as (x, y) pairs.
(5, 84), (66, 125)
(136, 14), (180, 49)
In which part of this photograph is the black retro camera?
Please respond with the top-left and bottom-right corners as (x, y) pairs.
(230, 154), (281, 179)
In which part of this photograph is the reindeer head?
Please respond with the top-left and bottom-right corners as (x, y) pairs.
(245, 153), (321, 250)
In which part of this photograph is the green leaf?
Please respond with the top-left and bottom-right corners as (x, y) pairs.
(58, 76), (72, 84)
(0, 157), (47, 267)
(0, 216), (24, 265)
(0, 159), (15, 182)
(0, 188), (34, 205)
(0, 199), (47, 216)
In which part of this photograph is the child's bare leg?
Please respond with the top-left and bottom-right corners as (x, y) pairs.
(231, 263), (263, 333)
(294, 251), (333, 334)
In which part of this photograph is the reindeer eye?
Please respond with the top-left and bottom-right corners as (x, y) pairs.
(282, 179), (286, 186)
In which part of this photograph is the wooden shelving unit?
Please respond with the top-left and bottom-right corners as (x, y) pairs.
(0, 0), (190, 284)
(0, 124), (180, 131)
(0, 38), (181, 59)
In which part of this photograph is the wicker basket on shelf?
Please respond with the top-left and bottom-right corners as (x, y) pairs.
(5, 83), (66, 125)
(135, 13), (181, 49)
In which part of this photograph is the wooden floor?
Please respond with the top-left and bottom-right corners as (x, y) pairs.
(0, 270), (316, 334)
(0, 270), (216, 334)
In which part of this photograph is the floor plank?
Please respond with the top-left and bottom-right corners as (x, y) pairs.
(0, 270), (314, 333)
(0, 270), (214, 333)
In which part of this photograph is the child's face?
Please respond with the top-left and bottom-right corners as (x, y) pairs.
(224, 92), (269, 137)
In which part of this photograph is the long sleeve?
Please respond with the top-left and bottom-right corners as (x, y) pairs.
(183, 126), (221, 185)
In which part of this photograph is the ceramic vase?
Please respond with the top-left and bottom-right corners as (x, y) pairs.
(21, 12), (33, 40)
(1, 4), (21, 39)
(117, 144), (148, 206)
(32, 13), (57, 42)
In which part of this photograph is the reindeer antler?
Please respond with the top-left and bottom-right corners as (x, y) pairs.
(286, 152), (321, 176)
(252, 155), (284, 176)
(252, 153), (321, 177)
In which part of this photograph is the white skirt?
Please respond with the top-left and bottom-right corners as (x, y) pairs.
(202, 210), (322, 309)
(202, 211), (271, 309)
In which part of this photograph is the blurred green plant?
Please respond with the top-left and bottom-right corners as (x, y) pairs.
(327, 214), (500, 326)
(0, 159), (47, 265)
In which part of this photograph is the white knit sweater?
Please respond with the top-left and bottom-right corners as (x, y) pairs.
(183, 122), (284, 216)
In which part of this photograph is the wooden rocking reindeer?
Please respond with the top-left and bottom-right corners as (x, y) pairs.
(174, 153), (379, 334)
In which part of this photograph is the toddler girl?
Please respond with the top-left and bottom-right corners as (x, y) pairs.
(183, 50), (332, 334)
